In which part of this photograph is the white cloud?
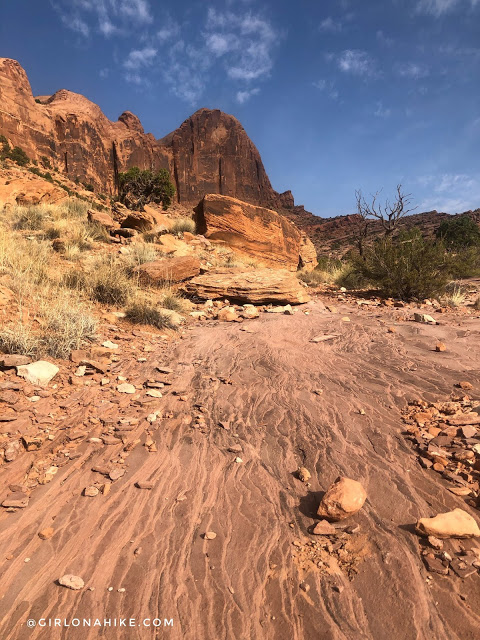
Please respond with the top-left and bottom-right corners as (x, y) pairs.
(313, 79), (339, 100)
(236, 87), (260, 103)
(124, 46), (157, 70)
(374, 102), (391, 118)
(157, 19), (180, 43)
(416, 0), (479, 16)
(319, 17), (343, 33)
(205, 9), (278, 81)
(397, 62), (430, 79)
(418, 173), (480, 212)
(336, 50), (377, 77)
(54, 0), (152, 38)
(376, 30), (394, 46)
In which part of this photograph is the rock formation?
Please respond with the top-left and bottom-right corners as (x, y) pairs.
(0, 58), (292, 209)
(194, 194), (304, 271)
(184, 269), (311, 305)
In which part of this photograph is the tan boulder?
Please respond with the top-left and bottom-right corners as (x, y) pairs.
(87, 209), (117, 230)
(194, 194), (302, 271)
(416, 508), (480, 539)
(121, 210), (157, 231)
(157, 234), (191, 256)
(217, 306), (238, 322)
(299, 233), (318, 272)
(184, 269), (310, 305)
(317, 476), (367, 521)
(135, 256), (200, 284)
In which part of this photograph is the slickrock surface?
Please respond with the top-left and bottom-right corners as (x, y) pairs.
(1, 298), (480, 639)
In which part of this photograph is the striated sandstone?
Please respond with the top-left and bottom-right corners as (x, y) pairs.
(194, 194), (306, 271)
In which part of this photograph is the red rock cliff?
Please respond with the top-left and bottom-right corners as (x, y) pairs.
(0, 58), (292, 209)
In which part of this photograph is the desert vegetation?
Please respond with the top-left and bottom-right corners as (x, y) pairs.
(118, 166), (175, 211)
(0, 198), (189, 357)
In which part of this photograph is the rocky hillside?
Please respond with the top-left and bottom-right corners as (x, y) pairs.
(0, 58), (292, 209)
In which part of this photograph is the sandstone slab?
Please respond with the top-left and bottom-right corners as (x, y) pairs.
(184, 269), (310, 305)
(416, 508), (480, 539)
(16, 361), (59, 386)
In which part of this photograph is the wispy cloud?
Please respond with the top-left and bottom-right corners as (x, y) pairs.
(374, 102), (391, 118)
(376, 30), (394, 46)
(418, 173), (480, 212)
(53, 0), (153, 38)
(205, 9), (279, 81)
(124, 46), (157, 70)
(335, 50), (377, 77)
(319, 17), (343, 33)
(313, 79), (339, 100)
(397, 62), (430, 79)
(416, 0), (479, 16)
(236, 87), (260, 103)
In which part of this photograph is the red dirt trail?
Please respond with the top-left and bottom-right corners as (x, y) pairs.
(1, 298), (480, 640)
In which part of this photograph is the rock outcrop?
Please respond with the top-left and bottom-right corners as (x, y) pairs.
(184, 269), (310, 305)
(0, 167), (67, 207)
(0, 58), (293, 209)
(194, 194), (307, 271)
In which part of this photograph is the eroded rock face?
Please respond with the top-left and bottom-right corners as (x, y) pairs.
(0, 58), (293, 209)
(184, 269), (311, 305)
(0, 169), (67, 208)
(299, 234), (318, 272)
(317, 476), (367, 522)
(194, 194), (304, 271)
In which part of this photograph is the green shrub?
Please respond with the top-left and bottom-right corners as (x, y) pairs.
(9, 146), (30, 166)
(436, 215), (480, 250)
(118, 166), (175, 211)
(351, 229), (451, 300)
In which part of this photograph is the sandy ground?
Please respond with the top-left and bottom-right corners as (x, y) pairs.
(1, 296), (480, 640)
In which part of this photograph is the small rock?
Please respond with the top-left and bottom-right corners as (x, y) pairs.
(423, 554), (449, 575)
(427, 535), (443, 550)
(117, 383), (136, 394)
(317, 476), (367, 521)
(84, 486), (99, 497)
(456, 381), (473, 390)
(204, 531), (217, 540)
(146, 389), (162, 398)
(102, 341), (118, 349)
(16, 361), (59, 386)
(414, 313), (436, 324)
(135, 481), (153, 490)
(298, 467), (311, 483)
(38, 527), (54, 540)
(2, 492), (29, 508)
(59, 574), (84, 590)
(312, 520), (336, 536)
(435, 342), (446, 352)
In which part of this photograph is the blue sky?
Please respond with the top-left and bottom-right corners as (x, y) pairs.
(1, 0), (480, 217)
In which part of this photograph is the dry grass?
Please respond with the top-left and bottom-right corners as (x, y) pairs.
(170, 217), (196, 235)
(159, 287), (189, 312)
(124, 298), (177, 330)
(126, 243), (159, 268)
(440, 283), (466, 308)
(474, 296), (480, 310)
(63, 255), (138, 306)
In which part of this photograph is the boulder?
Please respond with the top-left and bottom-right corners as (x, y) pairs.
(416, 508), (480, 539)
(16, 360), (59, 386)
(121, 210), (157, 232)
(135, 256), (200, 284)
(87, 209), (117, 230)
(184, 269), (310, 305)
(317, 476), (367, 521)
(194, 194), (302, 271)
(157, 234), (191, 256)
(2, 491), (29, 508)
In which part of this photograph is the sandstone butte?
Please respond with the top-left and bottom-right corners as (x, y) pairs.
(0, 57), (294, 209)
(195, 193), (314, 272)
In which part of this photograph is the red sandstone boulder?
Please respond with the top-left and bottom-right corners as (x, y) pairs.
(135, 257), (201, 284)
(195, 194), (304, 271)
(317, 477), (367, 521)
(184, 269), (310, 305)
(87, 209), (117, 230)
